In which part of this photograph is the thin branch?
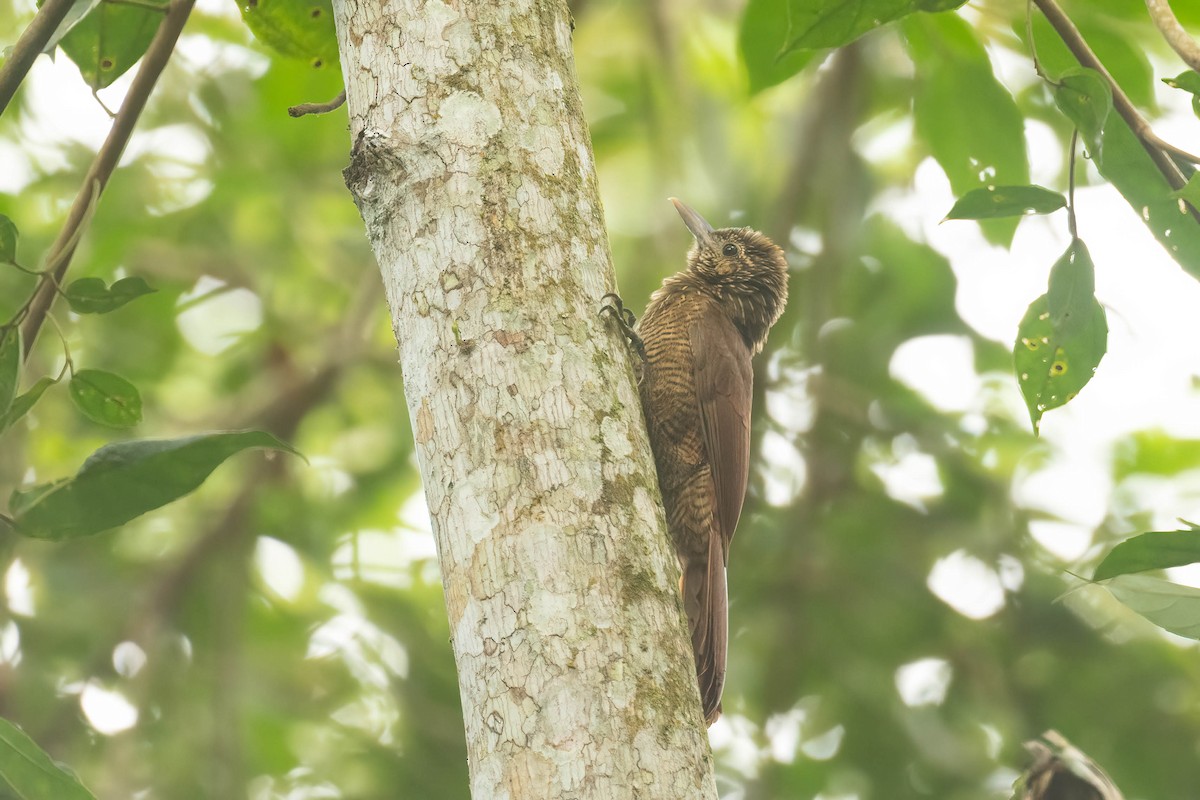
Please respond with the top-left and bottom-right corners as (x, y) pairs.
(1032, 0), (1200, 189)
(0, 0), (75, 116)
(287, 89), (346, 118)
(18, 0), (197, 360)
(1146, 0), (1200, 73)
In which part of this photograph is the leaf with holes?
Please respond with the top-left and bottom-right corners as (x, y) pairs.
(0, 718), (97, 800)
(945, 185), (1066, 221)
(0, 377), (57, 435)
(1094, 530), (1200, 581)
(65, 276), (156, 314)
(1052, 67), (1112, 145)
(240, 0), (338, 69)
(59, 0), (169, 89)
(1105, 574), (1200, 640)
(1013, 293), (1106, 434)
(69, 369), (142, 428)
(0, 214), (17, 264)
(9, 431), (299, 540)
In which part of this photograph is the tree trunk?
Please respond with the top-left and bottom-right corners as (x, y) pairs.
(331, 1), (719, 797)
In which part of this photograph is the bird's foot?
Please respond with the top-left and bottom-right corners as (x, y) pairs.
(599, 292), (647, 363)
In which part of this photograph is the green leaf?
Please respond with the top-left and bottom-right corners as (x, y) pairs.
(0, 377), (57, 435)
(59, 0), (169, 90)
(1014, 293), (1107, 434)
(739, 0), (817, 93)
(69, 369), (142, 428)
(1171, 173), (1200, 213)
(1094, 530), (1200, 581)
(0, 214), (17, 263)
(1028, 13), (1156, 110)
(905, 13), (1029, 247)
(1046, 64), (1200, 280)
(1046, 238), (1096, 332)
(64, 276), (156, 314)
(0, 718), (97, 800)
(1052, 67), (1112, 145)
(944, 185), (1066, 221)
(770, 0), (968, 54)
(1163, 69), (1200, 117)
(0, 328), (20, 418)
(9, 431), (299, 540)
(1162, 70), (1200, 95)
(1105, 574), (1200, 640)
(239, 0), (338, 68)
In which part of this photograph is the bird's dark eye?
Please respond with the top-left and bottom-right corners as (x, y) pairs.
(722, 243), (738, 257)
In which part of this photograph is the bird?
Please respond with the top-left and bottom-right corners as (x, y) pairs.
(601, 198), (788, 725)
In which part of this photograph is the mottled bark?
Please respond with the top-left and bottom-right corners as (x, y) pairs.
(331, 1), (718, 797)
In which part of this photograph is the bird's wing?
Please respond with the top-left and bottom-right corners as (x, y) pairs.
(690, 306), (754, 561)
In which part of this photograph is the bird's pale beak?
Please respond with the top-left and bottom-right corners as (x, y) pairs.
(670, 197), (717, 251)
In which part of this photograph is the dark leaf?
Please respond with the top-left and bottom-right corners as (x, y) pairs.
(68, 369), (142, 428)
(1094, 530), (1200, 581)
(64, 276), (156, 314)
(10, 431), (299, 540)
(0, 717), (97, 800)
(944, 185), (1066, 221)
(59, 0), (169, 90)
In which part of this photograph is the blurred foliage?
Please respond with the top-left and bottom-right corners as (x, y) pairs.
(2, 0), (1200, 799)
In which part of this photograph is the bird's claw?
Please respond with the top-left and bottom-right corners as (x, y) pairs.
(599, 292), (647, 363)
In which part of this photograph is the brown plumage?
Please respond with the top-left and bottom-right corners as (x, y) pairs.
(607, 199), (788, 726)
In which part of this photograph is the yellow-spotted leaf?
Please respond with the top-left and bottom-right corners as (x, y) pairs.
(59, 0), (169, 90)
(1014, 293), (1106, 434)
(240, 0), (338, 69)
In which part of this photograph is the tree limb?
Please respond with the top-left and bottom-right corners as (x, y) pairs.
(1032, 0), (1199, 188)
(19, 0), (196, 360)
(288, 89), (346, 118)
(0, 0), (75, 116)
(1146, 0), (1200, 73)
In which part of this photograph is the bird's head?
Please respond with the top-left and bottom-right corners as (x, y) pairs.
(671, 197), (789, 352)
